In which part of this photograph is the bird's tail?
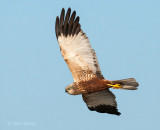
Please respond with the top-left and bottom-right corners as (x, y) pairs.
(107, 78), (139, 90)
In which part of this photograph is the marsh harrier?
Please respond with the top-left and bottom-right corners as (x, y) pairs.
(55, 8), (139, 115)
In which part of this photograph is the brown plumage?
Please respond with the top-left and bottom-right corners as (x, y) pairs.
(55, 8), (139, 115)
(71, 79), (112, 95)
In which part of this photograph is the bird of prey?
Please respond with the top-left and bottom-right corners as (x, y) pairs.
(55, 8), (139, 115)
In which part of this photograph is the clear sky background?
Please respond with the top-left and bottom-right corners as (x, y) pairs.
(0, 0), (160, 130)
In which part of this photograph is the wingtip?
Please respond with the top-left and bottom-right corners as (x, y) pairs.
(88, 105), (121, 116)
(68, 7), (71, 12)
(77, 16), (80, 21)
(56, 16), (59, 20)
(60, 8), (65, 17)
(72, 10), (76, 16)
(56, 8), (81, 37)
(116, 111), (121, 116)
(62, 8), (65, 12)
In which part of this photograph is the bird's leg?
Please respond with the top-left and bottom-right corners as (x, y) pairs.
(107, 84), (122, 89)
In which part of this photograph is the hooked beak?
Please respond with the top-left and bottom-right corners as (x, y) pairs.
(65, 89), (67, 93)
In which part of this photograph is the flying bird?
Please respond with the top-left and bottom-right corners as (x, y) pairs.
(55, 8), (139, 115)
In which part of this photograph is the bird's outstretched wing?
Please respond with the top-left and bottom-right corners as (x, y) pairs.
(82, 89), (121, 115)
(55, 8), (103, 82)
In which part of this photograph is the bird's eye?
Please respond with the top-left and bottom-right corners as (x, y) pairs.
(68, 87), (71, 90)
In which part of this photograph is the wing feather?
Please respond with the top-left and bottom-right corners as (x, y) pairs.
(82, 89), (121, 115)
(55, 8), (103, 82)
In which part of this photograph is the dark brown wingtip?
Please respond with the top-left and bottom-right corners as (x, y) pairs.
(68, 10), (76, 35)
(75, 24), (81, 35)
(55, 8), (81, 39)
(55, 16), (60, 39)
(64, 8), (71, 36)
(68, 7), (71, 12)
(60, 8), (65, 32)
(88, 105), (121, 116)
(72, 16), (80, 35)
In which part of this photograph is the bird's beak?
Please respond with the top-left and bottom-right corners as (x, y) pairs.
(65, 89), (67, 93)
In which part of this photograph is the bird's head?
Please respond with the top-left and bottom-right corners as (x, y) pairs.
(65, 83), (78, 95)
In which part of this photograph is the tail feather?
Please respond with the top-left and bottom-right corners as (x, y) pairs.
(112, 78), (139, 90)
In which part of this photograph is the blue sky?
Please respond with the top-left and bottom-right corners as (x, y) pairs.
(0, 0), (160, 130)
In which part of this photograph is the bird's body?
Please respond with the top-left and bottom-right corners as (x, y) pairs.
(55, 8), (139, 115)
(67, 79), (112, 95)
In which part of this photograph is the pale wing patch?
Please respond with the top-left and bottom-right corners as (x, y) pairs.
(58, 31), (94, 69)
(58, 31), (102, 82)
